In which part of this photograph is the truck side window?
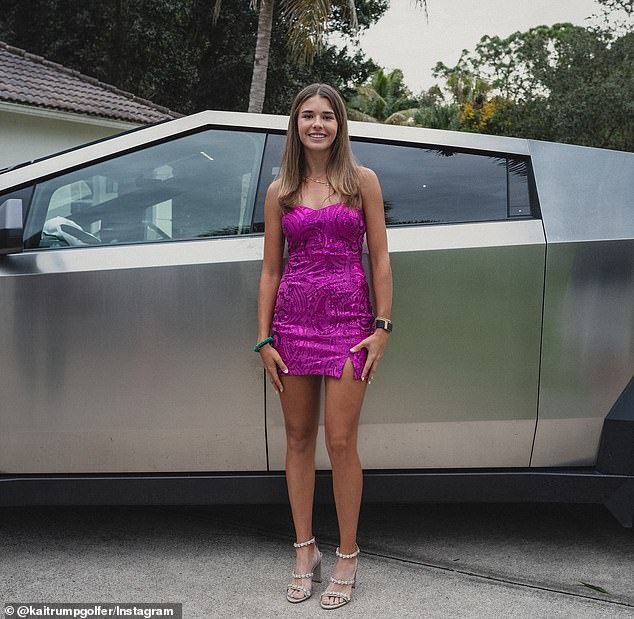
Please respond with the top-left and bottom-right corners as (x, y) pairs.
(351, 140), (537, 226)
(24, 130), (266, 249)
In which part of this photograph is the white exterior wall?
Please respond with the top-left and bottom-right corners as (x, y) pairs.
(0, 102), (141, 170)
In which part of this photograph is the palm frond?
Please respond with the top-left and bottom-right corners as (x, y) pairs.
(352, 85), (387, 119)
(385, 108), (419, 125)
(283, 0), (358, 63)
(356, 85), (387, 106)
(212, 0), (222, 25)
(346, 108), (378, 122)
(283, 0), (329, 63)
(412, 0), (429, 22)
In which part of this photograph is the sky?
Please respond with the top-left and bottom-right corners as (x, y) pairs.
(351, 0), (601, 93)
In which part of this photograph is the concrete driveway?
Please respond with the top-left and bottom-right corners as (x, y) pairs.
(1, 502), (633, 618)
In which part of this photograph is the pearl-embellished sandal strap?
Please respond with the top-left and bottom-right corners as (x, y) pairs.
(287, 583), (311, 596)
(321, 590), (351, 603)
(293, 536), (316, 548)
(335, 545), (360, 559)
(292, 571), (314, 579)
(330, 576), (355, 585)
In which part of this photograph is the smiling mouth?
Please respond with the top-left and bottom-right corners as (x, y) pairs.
(308, 133), (327, 138)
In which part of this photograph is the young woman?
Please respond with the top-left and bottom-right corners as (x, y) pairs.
(255, 83), (393, 609)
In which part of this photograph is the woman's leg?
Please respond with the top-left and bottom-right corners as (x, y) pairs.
(322, 358), (367, 605)
(279, 373), (322, 599)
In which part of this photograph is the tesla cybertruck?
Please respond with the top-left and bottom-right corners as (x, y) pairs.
(1, 112), (632, 526)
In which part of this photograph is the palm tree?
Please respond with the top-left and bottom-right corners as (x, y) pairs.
(249, 0), (275, 113)
(213, 0), (428, 113)
(213, 0), (357, 112)
(347, 68), (420, 124)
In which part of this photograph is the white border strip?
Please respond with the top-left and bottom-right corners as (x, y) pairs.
(387, 219), (545, 252)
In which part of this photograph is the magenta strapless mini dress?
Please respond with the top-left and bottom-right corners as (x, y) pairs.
(271, 202), (374, 380)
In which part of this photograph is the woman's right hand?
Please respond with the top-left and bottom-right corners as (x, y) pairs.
(259, 344), (289, 393)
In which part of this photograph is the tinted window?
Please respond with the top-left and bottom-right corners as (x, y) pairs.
(352, 141), (535, 226)
(24, 130), (265, 249)
(508, 158), (533, 217)
(251, 134), (537, 232)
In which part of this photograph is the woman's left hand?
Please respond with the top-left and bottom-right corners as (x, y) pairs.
(350, 329), (391, 383)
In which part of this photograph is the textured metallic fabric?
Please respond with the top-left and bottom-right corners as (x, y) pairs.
(272, 203), (374, 380)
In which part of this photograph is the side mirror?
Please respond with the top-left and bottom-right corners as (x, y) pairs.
(0, 198), (24, 255)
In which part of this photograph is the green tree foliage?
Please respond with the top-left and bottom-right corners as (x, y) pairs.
(214, 0), (361, 113)
(429, 0), (634, 150)
(412, 98), (460, 130)
(588, 0), (634, 38)
(237, 0), (423, 112)
(0, 0), (385, 115)
(346, 68), (419, 123)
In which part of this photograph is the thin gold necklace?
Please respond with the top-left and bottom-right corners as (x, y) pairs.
(305, 176), (330, 185)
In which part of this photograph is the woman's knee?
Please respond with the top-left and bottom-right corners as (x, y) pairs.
(325, 433), (357, 459)
(286, 425), (318, 453)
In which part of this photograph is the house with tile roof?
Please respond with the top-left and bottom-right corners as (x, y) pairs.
(0, 41), (182, 170)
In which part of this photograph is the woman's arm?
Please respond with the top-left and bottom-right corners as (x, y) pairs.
(350, 166), (393, 382)
(257, 180), (289, 392)
(361, 166), (392, 321)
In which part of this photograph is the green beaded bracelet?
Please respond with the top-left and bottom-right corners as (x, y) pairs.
(253, 336), (273, 352)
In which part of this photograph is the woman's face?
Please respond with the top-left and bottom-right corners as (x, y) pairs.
(297, 95), (338, 153)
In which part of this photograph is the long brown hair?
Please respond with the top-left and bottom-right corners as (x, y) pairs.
(278, 83), (361, 211)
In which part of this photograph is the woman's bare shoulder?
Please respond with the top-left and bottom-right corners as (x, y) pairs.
(357, 166), (379, 185)
(356, 166), (380, 191)
(267, 178), (282, 197)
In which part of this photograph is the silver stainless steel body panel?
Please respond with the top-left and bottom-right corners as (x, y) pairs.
(528, 140), (634, 243)
(267, 220), (546, 469)
(528, 140), (634, 466)
(0, 237), (266, 473)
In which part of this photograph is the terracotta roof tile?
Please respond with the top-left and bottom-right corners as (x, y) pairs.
(0, 41), (182, 123)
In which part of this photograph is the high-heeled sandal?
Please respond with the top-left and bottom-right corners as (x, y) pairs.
(319, 545), (359, 610)
(286, 536), (323, 603)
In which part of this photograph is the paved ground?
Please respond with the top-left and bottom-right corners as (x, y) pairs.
(1, 502), (633, 618)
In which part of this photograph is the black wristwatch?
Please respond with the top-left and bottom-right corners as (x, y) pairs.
(375, 317), (393, 333)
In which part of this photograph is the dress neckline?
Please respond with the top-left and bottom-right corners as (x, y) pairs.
(293, 202), (347, 212)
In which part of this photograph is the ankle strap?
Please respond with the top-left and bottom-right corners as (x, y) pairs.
(293, 536), (316, 548)
(335, 545), (360, 559)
